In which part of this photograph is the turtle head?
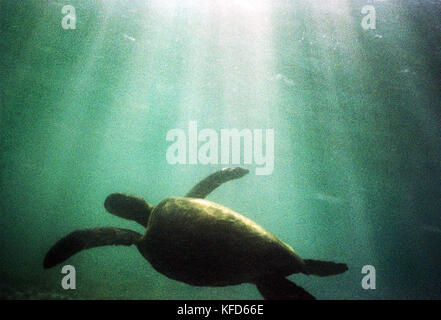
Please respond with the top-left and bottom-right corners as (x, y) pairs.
(104, 193), (153, 227)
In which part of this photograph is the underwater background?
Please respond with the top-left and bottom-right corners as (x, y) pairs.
(0, 0), (440, 300)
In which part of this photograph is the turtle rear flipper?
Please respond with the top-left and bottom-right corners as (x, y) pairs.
(256, 276), (316, 300)
(185, 167), (249, 199)
(104, 194), (152, 227)
(43, 227), (143, 268)
(303, 259), (348, 276)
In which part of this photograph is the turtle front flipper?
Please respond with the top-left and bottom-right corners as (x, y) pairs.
(303, 259), (348, 276)
(256, 276), (316, 300)
(43, 227), (143, 268)
(185, 167), (249, 199)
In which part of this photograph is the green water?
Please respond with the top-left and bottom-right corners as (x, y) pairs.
(1, 0), (440, 299)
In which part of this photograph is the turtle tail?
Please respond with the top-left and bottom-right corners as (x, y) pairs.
(303, 259), (348, 277)
(43, 227), (143, 269)
(256, 276), (316, 300)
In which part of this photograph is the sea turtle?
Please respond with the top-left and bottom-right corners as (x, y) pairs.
(43, 167), (348, 299)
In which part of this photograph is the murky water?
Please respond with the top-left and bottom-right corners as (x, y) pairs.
(1, 0), (440, 299)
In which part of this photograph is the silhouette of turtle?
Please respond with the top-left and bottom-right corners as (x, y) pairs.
(43, 167), (348, 299)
